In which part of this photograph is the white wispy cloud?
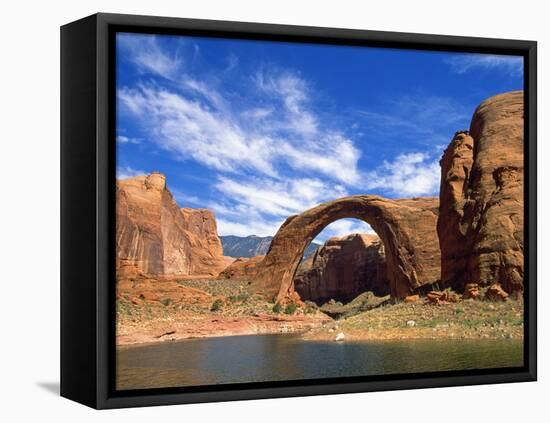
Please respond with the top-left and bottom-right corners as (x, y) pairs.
(358, 95), (470, 144)
(278, 135), (361, 185)
(170, 188), (202, 207)
(254, 70), (318, 136)
(216, 218), (282, 238)
(315, 219), (375, 243)
(444, 54), (523, 76)
(225, 53), (239, 72)
(118, 72), (361, 184)
(363, 152), (440, 197)
(116, 166), (147, 180)
(118, 85), (279, 177)
(353, 95), (466, 197)
(215, 176), (347, 217)
(116, 135), (140, 145)
(117, 34), (182, 79)
(241, 107), (273, 120)
(211, 176), (350, 237)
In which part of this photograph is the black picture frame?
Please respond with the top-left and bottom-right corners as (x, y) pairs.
(60, 12), (537, 409)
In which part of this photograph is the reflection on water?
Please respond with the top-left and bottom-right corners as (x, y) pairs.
(116, 334), (523, 390)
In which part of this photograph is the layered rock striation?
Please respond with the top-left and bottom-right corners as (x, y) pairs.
(116, 173), (229, 277)
(438, 91), (524, 293)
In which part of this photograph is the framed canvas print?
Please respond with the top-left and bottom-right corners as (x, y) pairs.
(60, 13), (537, 409)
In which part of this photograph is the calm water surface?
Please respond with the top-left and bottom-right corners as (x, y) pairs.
(117, 334), (523, 390)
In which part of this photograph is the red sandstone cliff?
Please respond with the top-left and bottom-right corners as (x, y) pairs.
(116, 172), (229, 277)
(294, 234), (388, 303)
(438, 91), (524, 293)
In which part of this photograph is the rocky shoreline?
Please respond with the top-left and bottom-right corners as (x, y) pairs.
(302, 296), (524, 342)
(117, 313), (330, 347)
(116, 276), (331, 347)
(117, 276), (523, 347)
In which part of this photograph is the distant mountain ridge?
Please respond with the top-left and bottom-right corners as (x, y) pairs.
(221, 235), (321, 259)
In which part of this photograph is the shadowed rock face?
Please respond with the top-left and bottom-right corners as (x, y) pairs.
(438, 91), (524, 293)
(251, 195), (440, 302)
(295, 233), (389, 303)
(116, 173), (229, 276)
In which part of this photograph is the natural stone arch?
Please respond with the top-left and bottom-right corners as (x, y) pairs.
(251, 195), (441, 302)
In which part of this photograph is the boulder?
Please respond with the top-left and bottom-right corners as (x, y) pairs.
(294, 233), (389, 303)
(404, 294), (420, 303)
(463, 283), (480, 300)
(116, 172), (229, 277)
(427, 291), (444, 304)
(485, 283), (509, 302)
(427, 290), (460, 304)
(116, 258), (145, 279)
(438, 91), (524, 294)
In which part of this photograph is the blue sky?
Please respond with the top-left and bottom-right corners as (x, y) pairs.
(116, 32), (523, 242)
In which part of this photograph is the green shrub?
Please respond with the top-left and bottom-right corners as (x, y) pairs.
(159, 298), (172, 306)
(304, 300), (317, 314)
(210, 299), (224, 312)
(304, 300), (318, 309)
(272, 302), (283, 313)
(228, 293), (251, 303)
(236, 292), (250, 302)
(284, 303), (297, 315)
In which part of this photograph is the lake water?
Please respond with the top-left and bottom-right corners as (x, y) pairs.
(116, 334), (523, 390)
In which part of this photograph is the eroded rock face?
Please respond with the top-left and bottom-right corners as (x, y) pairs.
(438, 131), (475, 290)
(438, 91), (524, 293)
(252, 195), (440, 301)
(181, 208), (224, 258)
(294, 234), (388, 304)
(116, 173), (228, 276)
(218, 256), (265, 280)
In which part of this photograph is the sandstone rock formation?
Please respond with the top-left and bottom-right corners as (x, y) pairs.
(426, 290), (460, 304)
(404, 294), (420, 303)
(438, 91), (524, 293)
(463, 283), (480, 300)
(294, 234), (389, 303)
(181, 208), (224, 258)
(485, 283), (509, 301)
(218, 256), (265, 280)
(116, 173), (229, 277)
(251, 195), (441, 301)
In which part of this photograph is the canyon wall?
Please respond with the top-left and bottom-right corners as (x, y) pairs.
(438, 91), (524, 293)
(116, 173), (229, 277)
(294, 234), (389, 303)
